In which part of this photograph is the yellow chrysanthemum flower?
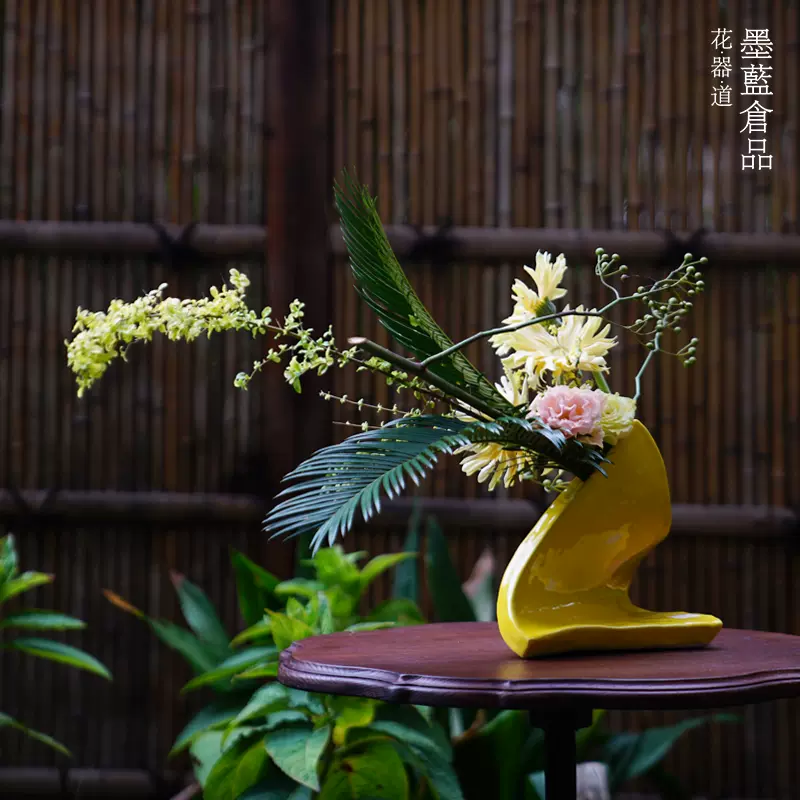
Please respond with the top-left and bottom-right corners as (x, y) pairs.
(491, 305), (616, 386)
(503, 251), (568, 324)
(600, 393), (637, 444)
(456, 374), (533, 491)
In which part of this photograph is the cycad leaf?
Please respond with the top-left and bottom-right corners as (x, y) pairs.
(264, 415), (473, 552)
(334, 173), (514, 416)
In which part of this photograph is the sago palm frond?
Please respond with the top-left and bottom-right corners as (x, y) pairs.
(264, 415), (474, 553)
(334, 172), (515, 417)
(263, 414), (610, 552)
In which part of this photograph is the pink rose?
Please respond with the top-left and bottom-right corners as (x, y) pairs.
(529, 386), (607, 446)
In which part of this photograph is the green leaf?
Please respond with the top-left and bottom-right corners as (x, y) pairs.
(0, 571), (53, 604)
(311, 548), (363, 597)
(275, 579), (325, 600)
(8, 638), (111, 680)
(393, 506), (422, 604)
(235, 661), (280, 681)
(104, 589), (223, 676)
(171, 571), (231, 661)
(604, 714), (738, 791)
(319, 738), (409, 800)
(262, 710), (311, 731)
(149, 618), (221, 675)
(334, 172), (513, 417)
(231, 683), (291, 727)
(264, 415), (476, 552)
(231, 550), (282, 627)
(453, 710), (528, 800)
(0, 610), (86, 631)
(527, 772), (546, 800)
(372, 704), (452, 760)
(231, 619), (273, 648)
(268, 611), (316, 652)
(264, 723), (331, 791)
(204, 737), (269, 800)
(359, 552), (417, 591)
(425, 517), (475, 623)
(331, 696), (377, 745)
(0, 712), (71, 757)
(171, 697), (252, 757)
(0, 534), (19, 585)
(190, 731), (225, 788)
(240, 774), (313, 799)
(388, 739), (464, 800)
(181, 646), (277, 693)
(344, 621), (398, 633)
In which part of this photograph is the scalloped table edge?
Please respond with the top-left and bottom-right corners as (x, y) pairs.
(279, 632), (800, 712)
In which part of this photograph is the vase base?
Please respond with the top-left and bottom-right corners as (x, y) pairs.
(501, 603), (723, 658)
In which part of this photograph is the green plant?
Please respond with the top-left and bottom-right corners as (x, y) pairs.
(106, 544), (461, 800)
(0, 534), (111, 757)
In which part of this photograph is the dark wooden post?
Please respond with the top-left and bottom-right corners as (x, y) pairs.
(263, 0), (332, 575)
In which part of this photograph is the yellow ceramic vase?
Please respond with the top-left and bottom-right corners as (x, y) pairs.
(497, 420), (722, 658)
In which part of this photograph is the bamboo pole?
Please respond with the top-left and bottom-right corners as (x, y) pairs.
(2, 219), (800, 264)
(0, 488), (794, 539)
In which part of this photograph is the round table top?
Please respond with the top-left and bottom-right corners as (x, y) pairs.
(278, 622), (800, 711)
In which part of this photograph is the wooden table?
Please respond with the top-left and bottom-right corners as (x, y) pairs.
(279, 622), (800, 800)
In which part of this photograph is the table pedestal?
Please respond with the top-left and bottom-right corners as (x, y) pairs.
(532, 710), (594, 800)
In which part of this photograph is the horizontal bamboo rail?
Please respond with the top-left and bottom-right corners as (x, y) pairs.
(0, 221), (798, 265)
(0, 489), (795, 538)
(0, 767), (190, 798)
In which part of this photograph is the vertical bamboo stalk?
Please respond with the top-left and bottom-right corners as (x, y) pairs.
(690, 0), (706, 228)
(481, 0), (498, 407)
(408, 0), (421, 221)
(608, 0), (624, 228)
(528, 0), (543, 228)
(265, 0), (331, 570)
(674, 0), (689, 230)
(770, 0), (785, 232)
(561, 0), (577, 228)
(465, 0), (483, 384)
(724, 0), (739, 233)
(543, 0), (559, 227)
(579, 0), (594, 228)
(657, 0), (674, 228)
(642, 0), (657, 229)
(512, 0), (529, 226)
(595, 0), (609, 228)
(708, 1), (723, 231)
(788, 1), (799, 228)
(449, 0), (466, 496)
(391, 1), (407, 221)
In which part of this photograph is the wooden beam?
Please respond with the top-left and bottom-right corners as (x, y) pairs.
(1, 490), (795, 540)
(1, 220), (799, 265)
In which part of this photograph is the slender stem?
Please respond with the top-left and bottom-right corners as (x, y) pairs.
(593, 369), (611, 393)
(420, 263), (694, 369)
(349, 337), (500, 420)
(633, 331), (662, 403)
(419, 308), (613, 368)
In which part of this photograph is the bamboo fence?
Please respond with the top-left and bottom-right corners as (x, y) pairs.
(0, 0), (798, 797)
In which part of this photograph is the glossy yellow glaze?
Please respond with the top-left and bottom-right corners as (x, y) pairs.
(497, 420), (722, 658)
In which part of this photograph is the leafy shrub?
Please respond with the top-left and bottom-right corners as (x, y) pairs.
(0, 533), (111, 757)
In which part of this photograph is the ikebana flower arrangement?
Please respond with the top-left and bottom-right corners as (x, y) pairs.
(66, 173), (723, 658)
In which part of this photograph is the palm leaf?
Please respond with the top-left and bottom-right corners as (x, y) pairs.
(334, 173), (514, 416)
(264, 414), (610, 551)
(264, 415), (474, 552)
